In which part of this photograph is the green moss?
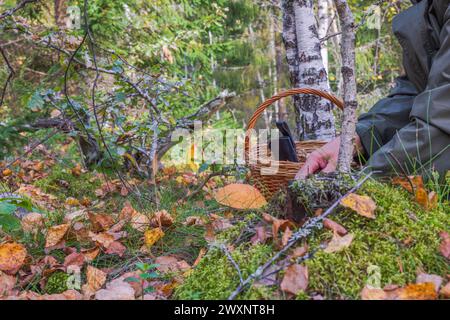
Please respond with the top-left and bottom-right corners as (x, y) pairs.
(44, 271), (70, 294)
(175, 243), (274, 300)
(306, 180), (449, 299)
(177, 180), (449, 300)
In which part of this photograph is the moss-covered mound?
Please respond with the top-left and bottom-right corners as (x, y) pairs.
(175, 180), (449, 300)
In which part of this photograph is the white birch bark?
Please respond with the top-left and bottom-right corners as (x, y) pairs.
(318, 0), (329, 73)
(282, 0), (336, 141)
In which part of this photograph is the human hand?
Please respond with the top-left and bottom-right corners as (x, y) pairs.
(295, 137), (341, 180)
(295, 135), (363, 179)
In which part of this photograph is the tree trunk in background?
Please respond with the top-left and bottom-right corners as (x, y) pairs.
(318, 0), (329, 74)
(269, 15), (280, 121)
(333, 0), (357, 172)
(281, 0), (336, 141)
(54, 0), (68, 28)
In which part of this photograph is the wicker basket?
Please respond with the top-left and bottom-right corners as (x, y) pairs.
(245, 88), (344, 199)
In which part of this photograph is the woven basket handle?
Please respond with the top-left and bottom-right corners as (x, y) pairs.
(245, 88), (344, 159)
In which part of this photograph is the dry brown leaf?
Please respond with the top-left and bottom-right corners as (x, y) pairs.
(0, 271), (17, 296)
(144, 228), (165, 248)
(155, 256), (190, 274)
(64, 209), (87, 223)
(213, 184), (267, 210)
(439, 282), (450, 298)
(416, 273), (443, 292)
(183, 216), (204, 226)
(250, 226), (270, 245)
(105, 241), (126, 257)
(88, 212), (115, 232)
(439, 231), (450, 259)
(415, 189), (437, 210)
(130, 212), (150, 232)
(324, 233), (354, 253)
(45, 224), (70, 249)
(193, 248), (207, 267)
(83, 266), (106, 294)
(63, 252), (85, 268)
(323, 218), (347, 236)
(119, 201), (136, 221)
(88, 231), (115, 249)
(95, 278), (135, 300)
(0, 243), (27, 274)
(291, 244), (309, 258)
(21, 212), (44, 234)
(150, 210), (174, 227)
(281, 226), (293, 247)
(392, 175), (424, 193)
(80, 247), (100, 263)
(341, 193), (376, 219)
(280, 264), (308, 295)
(360, 286), (388, 300)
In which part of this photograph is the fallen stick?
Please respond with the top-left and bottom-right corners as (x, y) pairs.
(227, 172), (374, 300)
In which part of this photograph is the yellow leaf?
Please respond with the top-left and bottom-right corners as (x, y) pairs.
(324, 233), (354, 253)
(341, 193), (376, 219)
(2, 169), (12, 176)
(213, 184), (267, 209)
(144, 228), (165, 247)
(0, 243), (27, 274)
(65, 197), (80, 207)
(45, 224), (70, 248)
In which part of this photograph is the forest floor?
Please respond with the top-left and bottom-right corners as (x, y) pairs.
(0, 140), (449, 300)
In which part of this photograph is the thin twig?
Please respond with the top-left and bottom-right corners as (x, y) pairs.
(217, 243), (244, 285)
(228, 172), (374, 300)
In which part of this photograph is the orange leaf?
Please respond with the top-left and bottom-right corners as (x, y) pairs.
(280, 264), (308, 295)
(45, 224), (70, 248)
(88, 231), (115, 249)
(0, 243), (27, 274)
(88, 212), (115, 232)
(395, 283), (438, 300)
(341, 193), (376, 219)
(83, 265), (107, 293)
(213, 184), (267, 210)
(323, 218), (347, 235)
(392, 175), (424, 193)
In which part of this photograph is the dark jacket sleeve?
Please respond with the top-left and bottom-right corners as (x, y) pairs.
(356, 76), (418, 158)
(359, 7), (450, 178)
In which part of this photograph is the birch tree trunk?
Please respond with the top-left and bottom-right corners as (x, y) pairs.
(333, 0), (358, 172)
(318, 0), (329, 74)
(281, 0), (336, 141)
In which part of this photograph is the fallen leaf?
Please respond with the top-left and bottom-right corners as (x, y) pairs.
(155, 256), (190, 274)
(324, 233), (354, 253)
(71, 164), (82, 177)
(280, 264), (308, 295)
(45, 224), (70, 248)
(64, 209), (87, 223)
(291, 244), (309, 258)
(415, 189), (437, 210)
(0, 271), (17, 296)
(150, 210), (174, 227)
(95, 278), (135, 300)
(63, 252), (85, 268)
(361, 286), (388, 300)
(82, 266), (107, 296)
(395, 283), (438, 300)
(416, 273), (443, 292)
(130, 212), (150, 232)
(105, 241), (126, 257)
(88, 231), (115, 249)
(183, 216), (204, 226)
(323, 218), (347, 236)
(439, 231), (450, 259)
(392, 175), (424, 193)
(341, 193), (376, 219)
(81, 247), (100, 262)
(193, 248), (207, 267)
(21, 212), (44, 234)
(88, 212), (115, 232)
(65, 197), (80, 207)
(0, 243), (27, 274)
(144, 228), (165, 247)
(439, 282), (450, 298)
(281, 226), (293, 247)
(119, 201), (136, 221)
(250, 226), (270, 245)
(213, 184), (267, 209)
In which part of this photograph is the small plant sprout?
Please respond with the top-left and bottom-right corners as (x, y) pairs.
(125, 262), (160, 298)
